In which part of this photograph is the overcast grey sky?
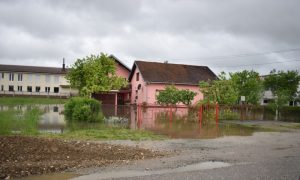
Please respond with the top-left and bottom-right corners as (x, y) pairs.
(0, 0), (300, 75)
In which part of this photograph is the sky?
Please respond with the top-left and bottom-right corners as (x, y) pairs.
(0, 0), (300, 75)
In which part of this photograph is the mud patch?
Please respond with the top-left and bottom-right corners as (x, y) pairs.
(0, 136), (164, 179)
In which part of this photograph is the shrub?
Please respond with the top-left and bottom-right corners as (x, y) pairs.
(64, 97), (103, 122)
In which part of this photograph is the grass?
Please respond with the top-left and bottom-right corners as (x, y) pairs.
(0, 108), (40, 135)
(0, 97), (67, 105)
(43, 128), (166, 141)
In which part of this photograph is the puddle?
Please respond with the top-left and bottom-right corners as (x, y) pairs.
(73, 161), (231, 180)
(17, 172), (78, 180)
(0, 104), (275, 139)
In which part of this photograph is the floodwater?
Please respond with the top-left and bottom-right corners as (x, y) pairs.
(0, 104), (269, 139)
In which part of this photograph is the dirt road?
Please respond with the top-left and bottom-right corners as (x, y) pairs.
(75, 129), (300, 180)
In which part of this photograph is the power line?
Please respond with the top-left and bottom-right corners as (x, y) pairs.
(212, 59), (300, 68)
(169, 47), (300, 62)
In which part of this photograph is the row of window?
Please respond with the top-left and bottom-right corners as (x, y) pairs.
(1, 85), (59, 93)
(1, 73), (59, 82)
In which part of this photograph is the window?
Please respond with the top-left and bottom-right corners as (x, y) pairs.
(45, 75), (51, 83)
(9, 85), (14, 92)
(36, 86), (41, 92)
(27, 86), (32, 92)
(17, 86), (22, 92)
(9, 73), (14, 81)
(1, 85), (4, 91)
(136, 73), (139, 81)
(18, 73), (23, 81)
(1, 73), (4, 79)
(45, 87), (50, 93)
(54, 87), (59, 93)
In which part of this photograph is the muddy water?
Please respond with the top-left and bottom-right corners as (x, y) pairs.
(1, 104), (268, 139)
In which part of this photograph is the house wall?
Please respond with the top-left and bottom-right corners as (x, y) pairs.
(115, 64), (130, 79)
(0, 71), (78, 97)
(130, 67), (204, 105)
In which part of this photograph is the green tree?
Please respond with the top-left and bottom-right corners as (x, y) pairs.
(179, 89), (197, 106)
(230, 70), (263, 105)
(199, 72), (239, 105)
(67, 53), (128, 97)
(264, 69), (300, 120)
(156, 85), (180, 105)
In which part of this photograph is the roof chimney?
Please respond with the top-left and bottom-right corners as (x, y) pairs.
(164, 60), (168, 64)
(62, 58), (65, 71)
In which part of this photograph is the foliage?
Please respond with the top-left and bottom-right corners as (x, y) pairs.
(156, 85), (180, 105)
(156, 85), (197, 105)
(0, 97), (67, 105)
(64, 97), (103, 122)
(264, 69), (300, 119)
(230, 70), (263, 105)
(264, 69), (300, 105)
(179, 89), (197, 105)
(45, 126), (166, 141)
(0, 108), (40, 135)
(199, 72), (239, 105)
(219, 108), (239, 120)
(66, 53), (128, 97)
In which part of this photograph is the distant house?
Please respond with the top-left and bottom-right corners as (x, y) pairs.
(260, 75), (300, 106)
(91, 55), (131, 105)
(0, 60), (78, 98)
(128, 61), (217, 105)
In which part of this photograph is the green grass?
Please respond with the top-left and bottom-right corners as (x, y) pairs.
(43, 128), (166, 141)
(0, 108), (41, 135)
(0, 97), (67, 105)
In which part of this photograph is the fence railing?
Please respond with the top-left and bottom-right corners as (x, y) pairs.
(0, 91), (71, 98)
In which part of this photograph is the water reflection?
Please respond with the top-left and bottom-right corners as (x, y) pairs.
(0, 104), (268, 139)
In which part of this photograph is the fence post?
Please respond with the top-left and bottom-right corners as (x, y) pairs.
(169, 106), (173, 122)
(199, 105), (203, 126)
(215, 103), (219, 124)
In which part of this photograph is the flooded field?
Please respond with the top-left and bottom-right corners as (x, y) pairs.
(0, 104), (279, 139)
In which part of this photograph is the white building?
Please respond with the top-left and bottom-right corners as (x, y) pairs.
(0, 62), (78, 98)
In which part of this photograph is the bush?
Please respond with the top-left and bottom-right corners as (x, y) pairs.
(64, 97), (103, 122)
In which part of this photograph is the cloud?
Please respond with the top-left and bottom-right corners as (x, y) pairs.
(0, 0), (299, 75)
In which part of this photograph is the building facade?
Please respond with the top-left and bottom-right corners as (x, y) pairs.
(0, 63), (78, 98)
(129, 61), (217, 105)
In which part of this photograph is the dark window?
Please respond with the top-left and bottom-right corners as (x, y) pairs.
(53, 106), (59, 112)
(36, 86), (40, 92)
(54, 87), (59, 93)
(136, 73), (139, 81)
(137, 84), (141, 90)
(9, 73), (14, 81)
(45, 87), (50, 93)
(1, 85), (3, 91)
(17, 86), (22, 92)
(263, 99), (269, 104)
(27, 86), (32, 92)
(1, 73), (4, 79)
(9, 85), (14, 92)
(18, 74), (22, 81)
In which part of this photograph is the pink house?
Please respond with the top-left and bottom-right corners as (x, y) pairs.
(92, 55), (131, 105)
(128, 61), (217, 105)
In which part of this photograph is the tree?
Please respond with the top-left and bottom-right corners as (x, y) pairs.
(199, 72), (239, 105)
(67, 53), (128, 97)
(156, 85), (197, 106)
(156, 85), (180, 105)
(264, 69), (300, 120)
(230, 70), (263, 105)
(179, 89), (197, 106)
